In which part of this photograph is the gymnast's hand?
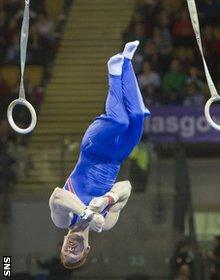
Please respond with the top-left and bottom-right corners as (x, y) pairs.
(89, 212), (105, 232)
(89, 196), (110, 213)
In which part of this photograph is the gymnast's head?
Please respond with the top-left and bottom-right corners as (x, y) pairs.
(60, 229), (90, 269)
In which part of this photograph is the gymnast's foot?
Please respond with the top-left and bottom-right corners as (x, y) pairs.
(107, 53), (124, 76)
(122, 40), (140, 60)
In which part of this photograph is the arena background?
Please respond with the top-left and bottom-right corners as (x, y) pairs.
(0, 0), (220, 279)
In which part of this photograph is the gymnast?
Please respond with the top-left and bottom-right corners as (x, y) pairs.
(49, 40), (150, 269)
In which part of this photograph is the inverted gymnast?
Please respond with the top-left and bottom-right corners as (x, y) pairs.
(49, 41), (150, 269)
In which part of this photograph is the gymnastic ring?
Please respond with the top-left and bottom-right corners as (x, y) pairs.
(7, 98), (37, 134)
(204, 96), (220, 131)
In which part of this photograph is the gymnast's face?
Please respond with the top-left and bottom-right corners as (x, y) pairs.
(61, 231), (90, 263)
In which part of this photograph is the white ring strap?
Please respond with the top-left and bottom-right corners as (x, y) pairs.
(7, 0), (37, 134)
(187, 0), (220, 130)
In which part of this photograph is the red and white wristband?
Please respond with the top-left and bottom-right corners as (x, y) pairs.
(104, 191), (119, 205)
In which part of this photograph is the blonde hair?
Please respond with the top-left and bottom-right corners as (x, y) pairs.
(60, 249), (89, 270)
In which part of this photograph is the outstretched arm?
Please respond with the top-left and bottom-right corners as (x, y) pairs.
(49, 187), (104, 231)
(49, 188), (86, 215)
(103, 181), (131, 231)
(108, 180), (132, 212)
(49, 187), (86, 229)
(89, 181), (132, 231)
(89, 181), (132, 212)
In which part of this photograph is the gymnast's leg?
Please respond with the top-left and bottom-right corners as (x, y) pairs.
(114, 41), (150, 159)
(122, 41), (150, 121)
(81, 54), (129, 154)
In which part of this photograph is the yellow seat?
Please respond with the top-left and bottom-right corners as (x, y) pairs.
(162, 0), (183, 12)
(45, 0), (64, 20)
(25, 66), (44, 86)
(1, 65), (43, 86)
(1, 66), (19, 86)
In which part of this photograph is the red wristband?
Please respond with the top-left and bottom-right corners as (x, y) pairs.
(106, 195), (115, 205)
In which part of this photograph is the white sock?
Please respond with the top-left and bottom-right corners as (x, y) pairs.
(122, 40), (140, 60)
(107, 54), (124, 76)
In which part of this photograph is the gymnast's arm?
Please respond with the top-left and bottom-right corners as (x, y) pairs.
(89, 181), (132, 231)
(89, 180), (132, 213)
(103, 181), (132, 231)
(49, 187), (105, 232)
(108, 180), (132, 212)
(49, 187), (86, 229)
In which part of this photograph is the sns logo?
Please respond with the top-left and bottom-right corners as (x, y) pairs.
(3, 256), (11, 277)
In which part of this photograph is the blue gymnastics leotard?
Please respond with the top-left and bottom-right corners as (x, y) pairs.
(63, 58), (150, 225)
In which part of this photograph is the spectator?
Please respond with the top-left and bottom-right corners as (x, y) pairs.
(4, 0), (22, 18)
(5, 18), (18, 45)
(199, 0), (220, 24)
(183, 82), (204, 107)
(29, 23), (42, 64)
(157, 9), (172, 30)
(176, 47), (194, 72)
(186, 66), (204, 91)
(132, 52), (144, 74)
(142, 41), (163, 73)
(36, 13), (55, 44)
(175, 263), (191, 280)
(172, 8), (194, 46)
(33, 86), (44, 111)
(203, 25), (216, 56)
(128, 11), (151, 38)
(142, 84), (161, 106)
(136, 0), (160, 18)
(152, 27), (173, 56)
(202, 25), (218, 76)
(138, 61), (161, 91)
(210, 236), (220, 280)
(172, 239), (194, 278)
(35, 14), (56, 65)
(162, 59), (187, 102)
(5, 33), (20, 63)
(31, 1), (46, 14)
(132, 23), (147, 52)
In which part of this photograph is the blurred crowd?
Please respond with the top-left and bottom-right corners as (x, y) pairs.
(171, 236), (220, 280)
(0, 0), (58, 66)
(172, 239), (195, 280)
(0, 0), (61, 122)
(122, 0), (220, 107)
(0, 0), (70, 196)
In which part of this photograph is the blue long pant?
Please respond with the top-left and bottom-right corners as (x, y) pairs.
(80, 58), (150, 162)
